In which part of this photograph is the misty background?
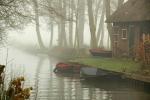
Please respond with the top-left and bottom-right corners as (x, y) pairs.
(0, 0), (127, 51)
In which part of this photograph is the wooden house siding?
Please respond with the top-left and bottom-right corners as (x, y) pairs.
(107, 0), (150, 64)
(112, 22), (150, 58)
(112, 23), (129, 57)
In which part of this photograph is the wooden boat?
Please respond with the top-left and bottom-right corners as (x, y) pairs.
(89, 48), (112, 57)
(54, 62), (81, 73)
(80, 67), (121, 79)
(80, 67), (108, 78)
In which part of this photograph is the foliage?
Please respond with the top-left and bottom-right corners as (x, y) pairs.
(0, 65), (32, 100)
(6, 77), (33, 100)
(144, 40), (150, 65)
(0, 0), (32, 29)
(0, 0), (33, 45)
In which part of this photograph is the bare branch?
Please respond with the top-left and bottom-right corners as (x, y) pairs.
(40, 3), (75, 22)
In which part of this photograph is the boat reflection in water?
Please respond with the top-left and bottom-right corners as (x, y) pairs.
(81, 76), (150, 100)
(55, 68), (150, 100)
(53, 63), (150, 100)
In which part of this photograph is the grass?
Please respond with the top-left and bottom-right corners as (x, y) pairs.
(71, 57), (141, 73)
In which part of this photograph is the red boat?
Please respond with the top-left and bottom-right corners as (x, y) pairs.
(89, 48), (112, 57)
(54, 62), (81, 73)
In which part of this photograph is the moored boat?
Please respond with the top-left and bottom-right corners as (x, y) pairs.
(54, 62), (81, 73)
(80, 67), (108, 78)
(89, 48), (112, 57)
(80, 67), (121, 79)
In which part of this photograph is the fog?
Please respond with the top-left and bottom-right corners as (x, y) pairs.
(7, 18), (109, 49)
(1, 0), (150, 100)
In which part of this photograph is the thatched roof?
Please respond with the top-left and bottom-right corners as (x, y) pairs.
(106, 0), (150, 23)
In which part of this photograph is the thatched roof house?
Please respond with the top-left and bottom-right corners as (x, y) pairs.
(106, 0), (150, 64)
(107, 0), (150, 23)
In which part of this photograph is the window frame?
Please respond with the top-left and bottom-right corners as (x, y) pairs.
(121, 29), (128, 40)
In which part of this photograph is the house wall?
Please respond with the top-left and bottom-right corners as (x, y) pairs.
(133, 25), (141, 59)
(112, 23), (129, 57)
(112, 22), (150, 58)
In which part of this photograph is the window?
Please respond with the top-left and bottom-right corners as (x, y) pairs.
(122, 29), (127, 39)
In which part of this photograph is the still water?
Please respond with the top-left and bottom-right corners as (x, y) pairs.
(0, 46), (150, 100)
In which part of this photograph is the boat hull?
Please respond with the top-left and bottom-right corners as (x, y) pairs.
(89, 49), (112, 57)
(54, 62), (81, 74)
(80, 67), (121, 79)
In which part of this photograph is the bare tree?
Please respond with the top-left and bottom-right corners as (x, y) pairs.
(105, 0), (113, 48)
(0, 0), (32, 45)
(31, 0), (124, 49)
(97, 2), (105, 47)
(46, 0), (54, 48)
(49, 21), (54, 48)
(58, 0), (68, 47)
(33, 0), (45, 49)
(87, 0), (97, 48)
(77, 0), (85, 48)
(68, 0), (74, 47)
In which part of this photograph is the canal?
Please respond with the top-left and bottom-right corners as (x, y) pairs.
(0, 46), (150, 100)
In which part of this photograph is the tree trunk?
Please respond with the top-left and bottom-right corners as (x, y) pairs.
(60, 19), (67, 47)
(105, 0), (113, 49)
(63, 0), (67, 47)
(74, 0), (80, 49)
(57, 0), (67, 47)
(59, 0), (67, 47)
(99, 21), (104, 47)
(47, 0), (54, 48)
(95, 0), (102, 26)
(33, 0), (45, 49)
(49, 22), (53, 48)
(69, 0), (73, 47)
(77, 0), (85, 48)
(87, 0), (97, 48)
(74, 8), (79, 48)
(97, 1), (105, 47)
(58, 22), (62, 46)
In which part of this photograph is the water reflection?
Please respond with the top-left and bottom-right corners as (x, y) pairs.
(1, 47), (150, 100)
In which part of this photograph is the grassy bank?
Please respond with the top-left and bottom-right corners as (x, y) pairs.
(71, 57), (141, 73)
